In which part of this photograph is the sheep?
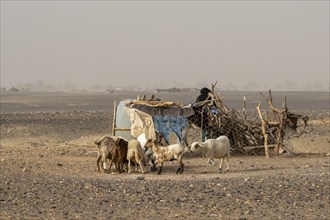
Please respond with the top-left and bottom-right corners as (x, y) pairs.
(190, 135), (230, 173)
(94, 136), (116, 173)
(127, 139), (148, 174)
(145, 139), (185, 175)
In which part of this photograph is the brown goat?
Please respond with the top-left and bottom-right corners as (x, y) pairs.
(113, 137), (129, 173)
(95, 136), (116, 173)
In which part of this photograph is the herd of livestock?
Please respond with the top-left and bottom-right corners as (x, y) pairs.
(95, 133), (231, 175)
(95, 86), (235, 175)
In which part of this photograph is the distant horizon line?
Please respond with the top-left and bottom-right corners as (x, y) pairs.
(1, 87), (328, 93)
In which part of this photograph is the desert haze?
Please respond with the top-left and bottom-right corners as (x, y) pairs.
(0, 90), (329, 113)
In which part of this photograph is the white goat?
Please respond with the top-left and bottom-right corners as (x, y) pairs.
(145, 140), (185, 175)
(190, 135), (230, 173)
(127, 139), (147, 174)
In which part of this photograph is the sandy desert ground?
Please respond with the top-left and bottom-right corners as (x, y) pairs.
(0, 91), (329, 219)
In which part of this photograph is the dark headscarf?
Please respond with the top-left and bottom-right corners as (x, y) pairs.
(196, 87), (211, 103)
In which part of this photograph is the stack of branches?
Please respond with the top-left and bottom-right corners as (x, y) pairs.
(256, 89), (309, 158)
(190, 83), (308, 157)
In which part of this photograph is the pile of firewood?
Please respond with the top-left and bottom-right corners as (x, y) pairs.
(192, 82), (309, 157)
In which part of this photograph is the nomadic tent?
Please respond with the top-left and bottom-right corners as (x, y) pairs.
(112, 99), (195, 145)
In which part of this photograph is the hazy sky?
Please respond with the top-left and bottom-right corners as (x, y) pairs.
(1, 1), (329, 91)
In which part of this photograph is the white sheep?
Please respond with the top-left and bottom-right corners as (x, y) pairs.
(145, 140), (185, 175)
(127, 139), (147, 174)
(190, 135), (230, 173)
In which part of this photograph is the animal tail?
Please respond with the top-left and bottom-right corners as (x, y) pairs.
(95, 136), (111, 146)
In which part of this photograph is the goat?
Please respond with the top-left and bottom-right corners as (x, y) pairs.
(190, 135), (230, 173)
(94, 136), (116, 173)
(113, 137), (129, 173)
(145, 140), (185, 175)
(127, 139), (148, 174)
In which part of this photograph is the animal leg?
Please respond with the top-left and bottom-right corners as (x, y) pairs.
(179, 163), (184, 174)
(157, 166), (163, 175)
(97, 154), (101, 172)
(128, 160), (132, 174)
(110, 159), (118, 173)
(108, 159), (115, 172)
(150, 158), (158, 172)
(139, 161), (146, 174)
(124, 162), (128, 173)
(157, 162), (163, 175)
(204, 158), (211, 173)
(103, 161), (109, 172)
(136, 162), (140, 172)
(118, 161), (123, 173)
(176, 155), (184, 174)
(176, 166), (181, 174)
(101, 155), (109, 173)
(218, 157), (224, 173)
(116, 161), (120, 173)
(226, 154), (229, 171)
(150, 162), (157, 172)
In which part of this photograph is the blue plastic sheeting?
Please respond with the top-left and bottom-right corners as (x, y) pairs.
(153, 115), (189, 144)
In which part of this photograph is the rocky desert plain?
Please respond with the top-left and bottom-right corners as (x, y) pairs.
(0, 90), (329, 219)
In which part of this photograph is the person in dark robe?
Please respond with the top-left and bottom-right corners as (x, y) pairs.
(196, 87), (211, 103)
(194, 87), (212, 141)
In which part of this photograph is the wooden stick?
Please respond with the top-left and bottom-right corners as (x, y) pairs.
(211, 81), (218, 95)
(200, 105), (207, 141)
(256, 103), (269, 158)
(113, 128), (131, 132)
(244, 144), (276, 152)
(242, 96), (247, 119)
(112, 100), (117, 136)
